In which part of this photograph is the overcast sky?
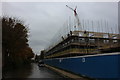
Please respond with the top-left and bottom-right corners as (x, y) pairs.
(2, 2), (118, 55)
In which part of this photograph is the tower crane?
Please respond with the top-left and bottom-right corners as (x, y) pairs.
(66, 5), (81, 30)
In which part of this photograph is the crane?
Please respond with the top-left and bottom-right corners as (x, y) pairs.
(66, 5), (77, 16)
(66, 5), (81, 30)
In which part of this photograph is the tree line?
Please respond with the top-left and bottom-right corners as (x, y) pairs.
(2, 17), (34, 68)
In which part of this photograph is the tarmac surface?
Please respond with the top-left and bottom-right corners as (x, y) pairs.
(3, 63), (64, 79)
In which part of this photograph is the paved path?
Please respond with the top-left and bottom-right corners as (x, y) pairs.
(4, 63), (64, 79)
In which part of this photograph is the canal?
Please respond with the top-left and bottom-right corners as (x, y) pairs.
(3, 63), (65, 79)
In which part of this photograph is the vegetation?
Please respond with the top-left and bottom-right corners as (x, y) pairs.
(35, 50), (44, 62)
(40, 50), (44, 60)
(2, 17), (34, 68)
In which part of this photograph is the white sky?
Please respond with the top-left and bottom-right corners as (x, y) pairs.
(2, 2), (119, 54)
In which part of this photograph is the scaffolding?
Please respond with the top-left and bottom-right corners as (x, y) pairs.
(44, 5), (120, 59)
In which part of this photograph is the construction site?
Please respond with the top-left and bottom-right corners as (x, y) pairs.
(44, 5), (120, 59)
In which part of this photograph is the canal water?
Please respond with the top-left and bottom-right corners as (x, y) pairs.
(3, 63), (64, 79)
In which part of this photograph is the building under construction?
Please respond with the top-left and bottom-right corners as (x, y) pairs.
(44, 5), (120, 59)
(44, 5), (120, 79)
(44, 30), (120, 59)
